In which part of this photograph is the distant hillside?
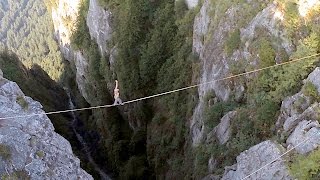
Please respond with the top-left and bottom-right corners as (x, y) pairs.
(0, 0), (64, 81)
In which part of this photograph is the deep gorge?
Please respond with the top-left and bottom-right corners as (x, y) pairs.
(1, 0), (320, 179)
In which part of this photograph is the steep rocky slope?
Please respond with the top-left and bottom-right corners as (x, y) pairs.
(191, 0), (292, 146)
(204, 67), (320, 179)
(0, 69), (92, 179)
(193, 0), (320, 179)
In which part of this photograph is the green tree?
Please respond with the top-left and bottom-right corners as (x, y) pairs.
(139, 2), (177, 92)
(258, 38), (276, 68)
(225, 29), (241, 56)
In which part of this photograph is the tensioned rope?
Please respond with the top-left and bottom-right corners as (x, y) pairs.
(241, 131), (316, 180)
(0, 53), (320, 121)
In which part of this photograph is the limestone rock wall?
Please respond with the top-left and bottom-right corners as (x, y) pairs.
(86, 0), (113, 56)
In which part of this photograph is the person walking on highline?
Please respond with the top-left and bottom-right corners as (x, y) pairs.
(113, 80), (123, 105)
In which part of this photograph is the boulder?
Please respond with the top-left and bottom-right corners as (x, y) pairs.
(304, 67), (320, 92)
(286, 120), (320, 155)
(185, 0), (199, 9)
(207, 111), (237, 144)
(208, 156), (218, 173)
(221, 141), (291, 180)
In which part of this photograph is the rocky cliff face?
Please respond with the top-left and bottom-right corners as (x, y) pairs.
(51, 0), (114, 103)
(86, 0), (113, 56)
(193, 0), (320, 178)
(0, 71), (92, 179)
(191, 0), (294, 146)
(51, 0), (90, 100)
(204, 66), (320, 180)
(277, 67), (320, 155)
(190, 0), (320, 146)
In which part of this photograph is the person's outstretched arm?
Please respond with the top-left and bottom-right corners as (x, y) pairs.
(115, 80), (118, 89)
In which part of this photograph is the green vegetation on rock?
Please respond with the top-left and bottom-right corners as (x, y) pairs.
(0, 144), (11, 161)
(16, 96), (29, 110)
(302, 81), (319, 101)
(2, 170), (30, 180)
(225, 29), (241, 56)
(204, 101), (238, 131)
(290, 148), (320, 180)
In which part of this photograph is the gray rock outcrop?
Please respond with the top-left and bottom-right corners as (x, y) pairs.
(286, 120), (320, 154)
(277, 67), (320, 133)
(185, 0), (199, 9)
(304, 67), (320, 92)
(0, 76), (92, 179)
(206, 111), (237, 145)
(208, 156), (218, 174)
(216, 67), (320, 179)
(193, 0), (211, 56)
(221, 141), (291, 180)
(240, 4), (293, 54)
(276, 68), (320, 155)
(276, 93), (313, 132)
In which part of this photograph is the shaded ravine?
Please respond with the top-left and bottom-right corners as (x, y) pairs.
(66, 91), (111, 180)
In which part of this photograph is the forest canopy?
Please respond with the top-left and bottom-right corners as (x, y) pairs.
(0, 0), (64, 81)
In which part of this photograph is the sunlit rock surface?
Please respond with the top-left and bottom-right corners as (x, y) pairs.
(87, 0), (113, 56)
(51, 0), (81, 45)
(298, 0), (320, 17)
(185, 0), (199, 9)
(221, 141), (291, 180)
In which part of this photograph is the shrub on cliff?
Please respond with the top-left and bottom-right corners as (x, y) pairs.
(290, 148), (320, 180)
(224, 29), (241, 56)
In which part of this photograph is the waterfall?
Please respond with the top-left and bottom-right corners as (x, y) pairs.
(66, 91), (111, 180)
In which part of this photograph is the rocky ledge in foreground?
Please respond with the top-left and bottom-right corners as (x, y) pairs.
(0, 69), (92, 179)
